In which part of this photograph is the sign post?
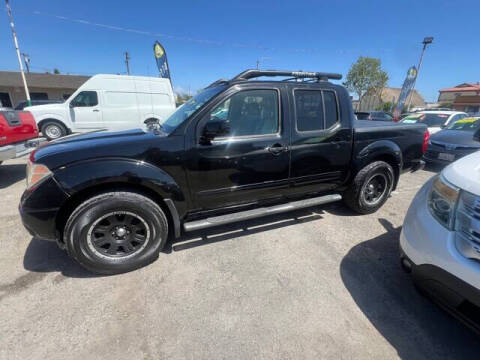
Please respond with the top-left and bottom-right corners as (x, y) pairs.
(5, 0), (31, 106)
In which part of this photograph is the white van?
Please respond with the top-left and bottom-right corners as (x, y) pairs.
(26, 74), (176, 140)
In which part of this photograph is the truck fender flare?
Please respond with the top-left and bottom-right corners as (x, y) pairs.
(53, 158), (188, 226)
(354, 139), (403, 176)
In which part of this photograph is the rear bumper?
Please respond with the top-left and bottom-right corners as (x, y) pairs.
(410, 159), (425, 172)
(0, 137), (47, 161)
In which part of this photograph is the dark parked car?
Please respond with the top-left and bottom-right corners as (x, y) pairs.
(20, 69), (428, 274)
(355, 111), (393, 122)
(15, 99), (63, 111)
(424, 116), (480, 164)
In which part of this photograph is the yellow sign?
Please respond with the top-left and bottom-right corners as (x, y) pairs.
(154, 43), (164, 59)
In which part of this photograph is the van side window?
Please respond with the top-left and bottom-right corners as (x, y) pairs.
(71, 91), (98, 107)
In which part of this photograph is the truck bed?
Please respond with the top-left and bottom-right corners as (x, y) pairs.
(353, 120), (428, 171)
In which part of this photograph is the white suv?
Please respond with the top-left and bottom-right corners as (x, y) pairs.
(400, 151), (480, 331)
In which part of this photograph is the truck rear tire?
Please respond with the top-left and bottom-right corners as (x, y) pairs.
(41, 121), (67, 140)
(343, 161), (394, 214)
(63, 191), (168, 275)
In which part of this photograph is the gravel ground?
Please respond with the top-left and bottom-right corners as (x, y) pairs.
(1, 157), (479, 360)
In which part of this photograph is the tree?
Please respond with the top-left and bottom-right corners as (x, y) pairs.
(343, 57), (388, 109)
(53, 68), (60, 74)
(175, 92), (192, 105)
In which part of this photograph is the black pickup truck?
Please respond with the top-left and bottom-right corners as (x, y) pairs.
(20, 69), (428, 274)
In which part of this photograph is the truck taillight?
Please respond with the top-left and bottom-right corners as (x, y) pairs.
(422, 129), (430, 154)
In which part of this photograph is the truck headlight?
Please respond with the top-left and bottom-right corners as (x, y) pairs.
(427, 175), (459, 230)
(26, 159), (52, 190)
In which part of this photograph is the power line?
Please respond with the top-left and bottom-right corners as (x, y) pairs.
(31, 10), (342, 54)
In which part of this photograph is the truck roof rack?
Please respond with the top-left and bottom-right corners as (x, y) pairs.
(232, 69), (342, 82)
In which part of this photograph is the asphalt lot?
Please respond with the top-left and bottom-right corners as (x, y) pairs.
(1, 157), (479, 360)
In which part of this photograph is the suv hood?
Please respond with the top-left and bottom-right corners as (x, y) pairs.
(443, 151), (480, 196)
(431, 130), (480, 147)
(33, 128), (166, 169)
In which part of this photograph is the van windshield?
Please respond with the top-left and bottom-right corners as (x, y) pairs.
(161, 84), (227, 134)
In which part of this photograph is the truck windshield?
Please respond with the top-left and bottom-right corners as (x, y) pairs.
(446, 117), (480, 131)
(161, 84), (227, 134)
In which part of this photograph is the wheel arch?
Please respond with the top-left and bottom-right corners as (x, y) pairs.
(53, 159), (187, 246)
(354, 140), (403, 190)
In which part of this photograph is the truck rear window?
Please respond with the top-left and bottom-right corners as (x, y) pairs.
(294, 90), (338, 131)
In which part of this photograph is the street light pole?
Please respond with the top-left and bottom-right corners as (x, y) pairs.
(407, 36), (433, 111)
(5, 0), (31, 105)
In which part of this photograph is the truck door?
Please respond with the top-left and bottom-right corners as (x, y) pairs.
(288, 87), (352, 195)
(186, 86), (291, 210)
(69, 91), (103, 129)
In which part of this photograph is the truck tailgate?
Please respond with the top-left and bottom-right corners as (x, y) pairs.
(0, 110), (39, 146)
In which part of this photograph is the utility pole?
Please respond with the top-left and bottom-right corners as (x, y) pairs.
(5, 0), (30, 105)
(407, 37), (433, 111)
(21, 53), (30, 73)
(125, 51), (130, 75)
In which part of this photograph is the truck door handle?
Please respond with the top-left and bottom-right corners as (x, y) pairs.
(266, 143), (288, 155)
(92, 109), (100, 112)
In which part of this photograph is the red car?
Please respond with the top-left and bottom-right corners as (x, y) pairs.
(0, 109), (44, 164)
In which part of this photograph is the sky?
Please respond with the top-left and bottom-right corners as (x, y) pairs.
(1, 0), (479, 102)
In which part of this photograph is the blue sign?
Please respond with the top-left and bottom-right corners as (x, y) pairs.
(393, 66), (418, 118)
(153, 41), (170, 80)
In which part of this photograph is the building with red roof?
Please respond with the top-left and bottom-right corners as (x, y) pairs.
(438, 82), (480, 113)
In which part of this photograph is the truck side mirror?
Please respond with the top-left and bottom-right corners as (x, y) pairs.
(200, 119), (230, 144)
(474, 128), (480, 142)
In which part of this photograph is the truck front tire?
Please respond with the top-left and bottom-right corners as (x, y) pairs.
(41, 121), (67, 140)
(343, 161), (394, 214)
(64, 192), (168, 275)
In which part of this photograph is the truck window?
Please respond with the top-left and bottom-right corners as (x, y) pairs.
(323, 91), (339, 128)
(207, 89), (279, 137)
(295, 90), (324, 131)
(71, 91), (98, 107)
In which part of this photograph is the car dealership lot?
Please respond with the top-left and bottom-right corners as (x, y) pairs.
(1, 157), (479, 360)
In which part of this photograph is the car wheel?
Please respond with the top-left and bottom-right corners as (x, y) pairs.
(64, 192), (168, 275)
(343, 161), (394, 214)
(41, 121), (67, 140)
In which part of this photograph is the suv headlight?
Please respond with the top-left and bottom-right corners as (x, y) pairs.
(427, 175), (460, 230)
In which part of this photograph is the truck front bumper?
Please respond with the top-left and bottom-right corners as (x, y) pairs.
(400, 179), (480, 332)
(0, 137), (47, 161)
(19, 176), (69, 242)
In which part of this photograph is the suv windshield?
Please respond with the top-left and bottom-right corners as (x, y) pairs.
(401, 113), (449, 127)
(446, 117), (480, 131)
(161, 84), (227, 134)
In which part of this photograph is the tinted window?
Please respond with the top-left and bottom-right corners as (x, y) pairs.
(71, 91), (98, 107)
(206, 89), (279, 137)
(355, 112), (369, 120)
(323, 91), (338, 128)
(295, 90), (338, 131)
(446, 117), (480, 131)
(402, 113), (449, 127)
(30, 92), (48, 100)
(295, 90), (323, 131)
